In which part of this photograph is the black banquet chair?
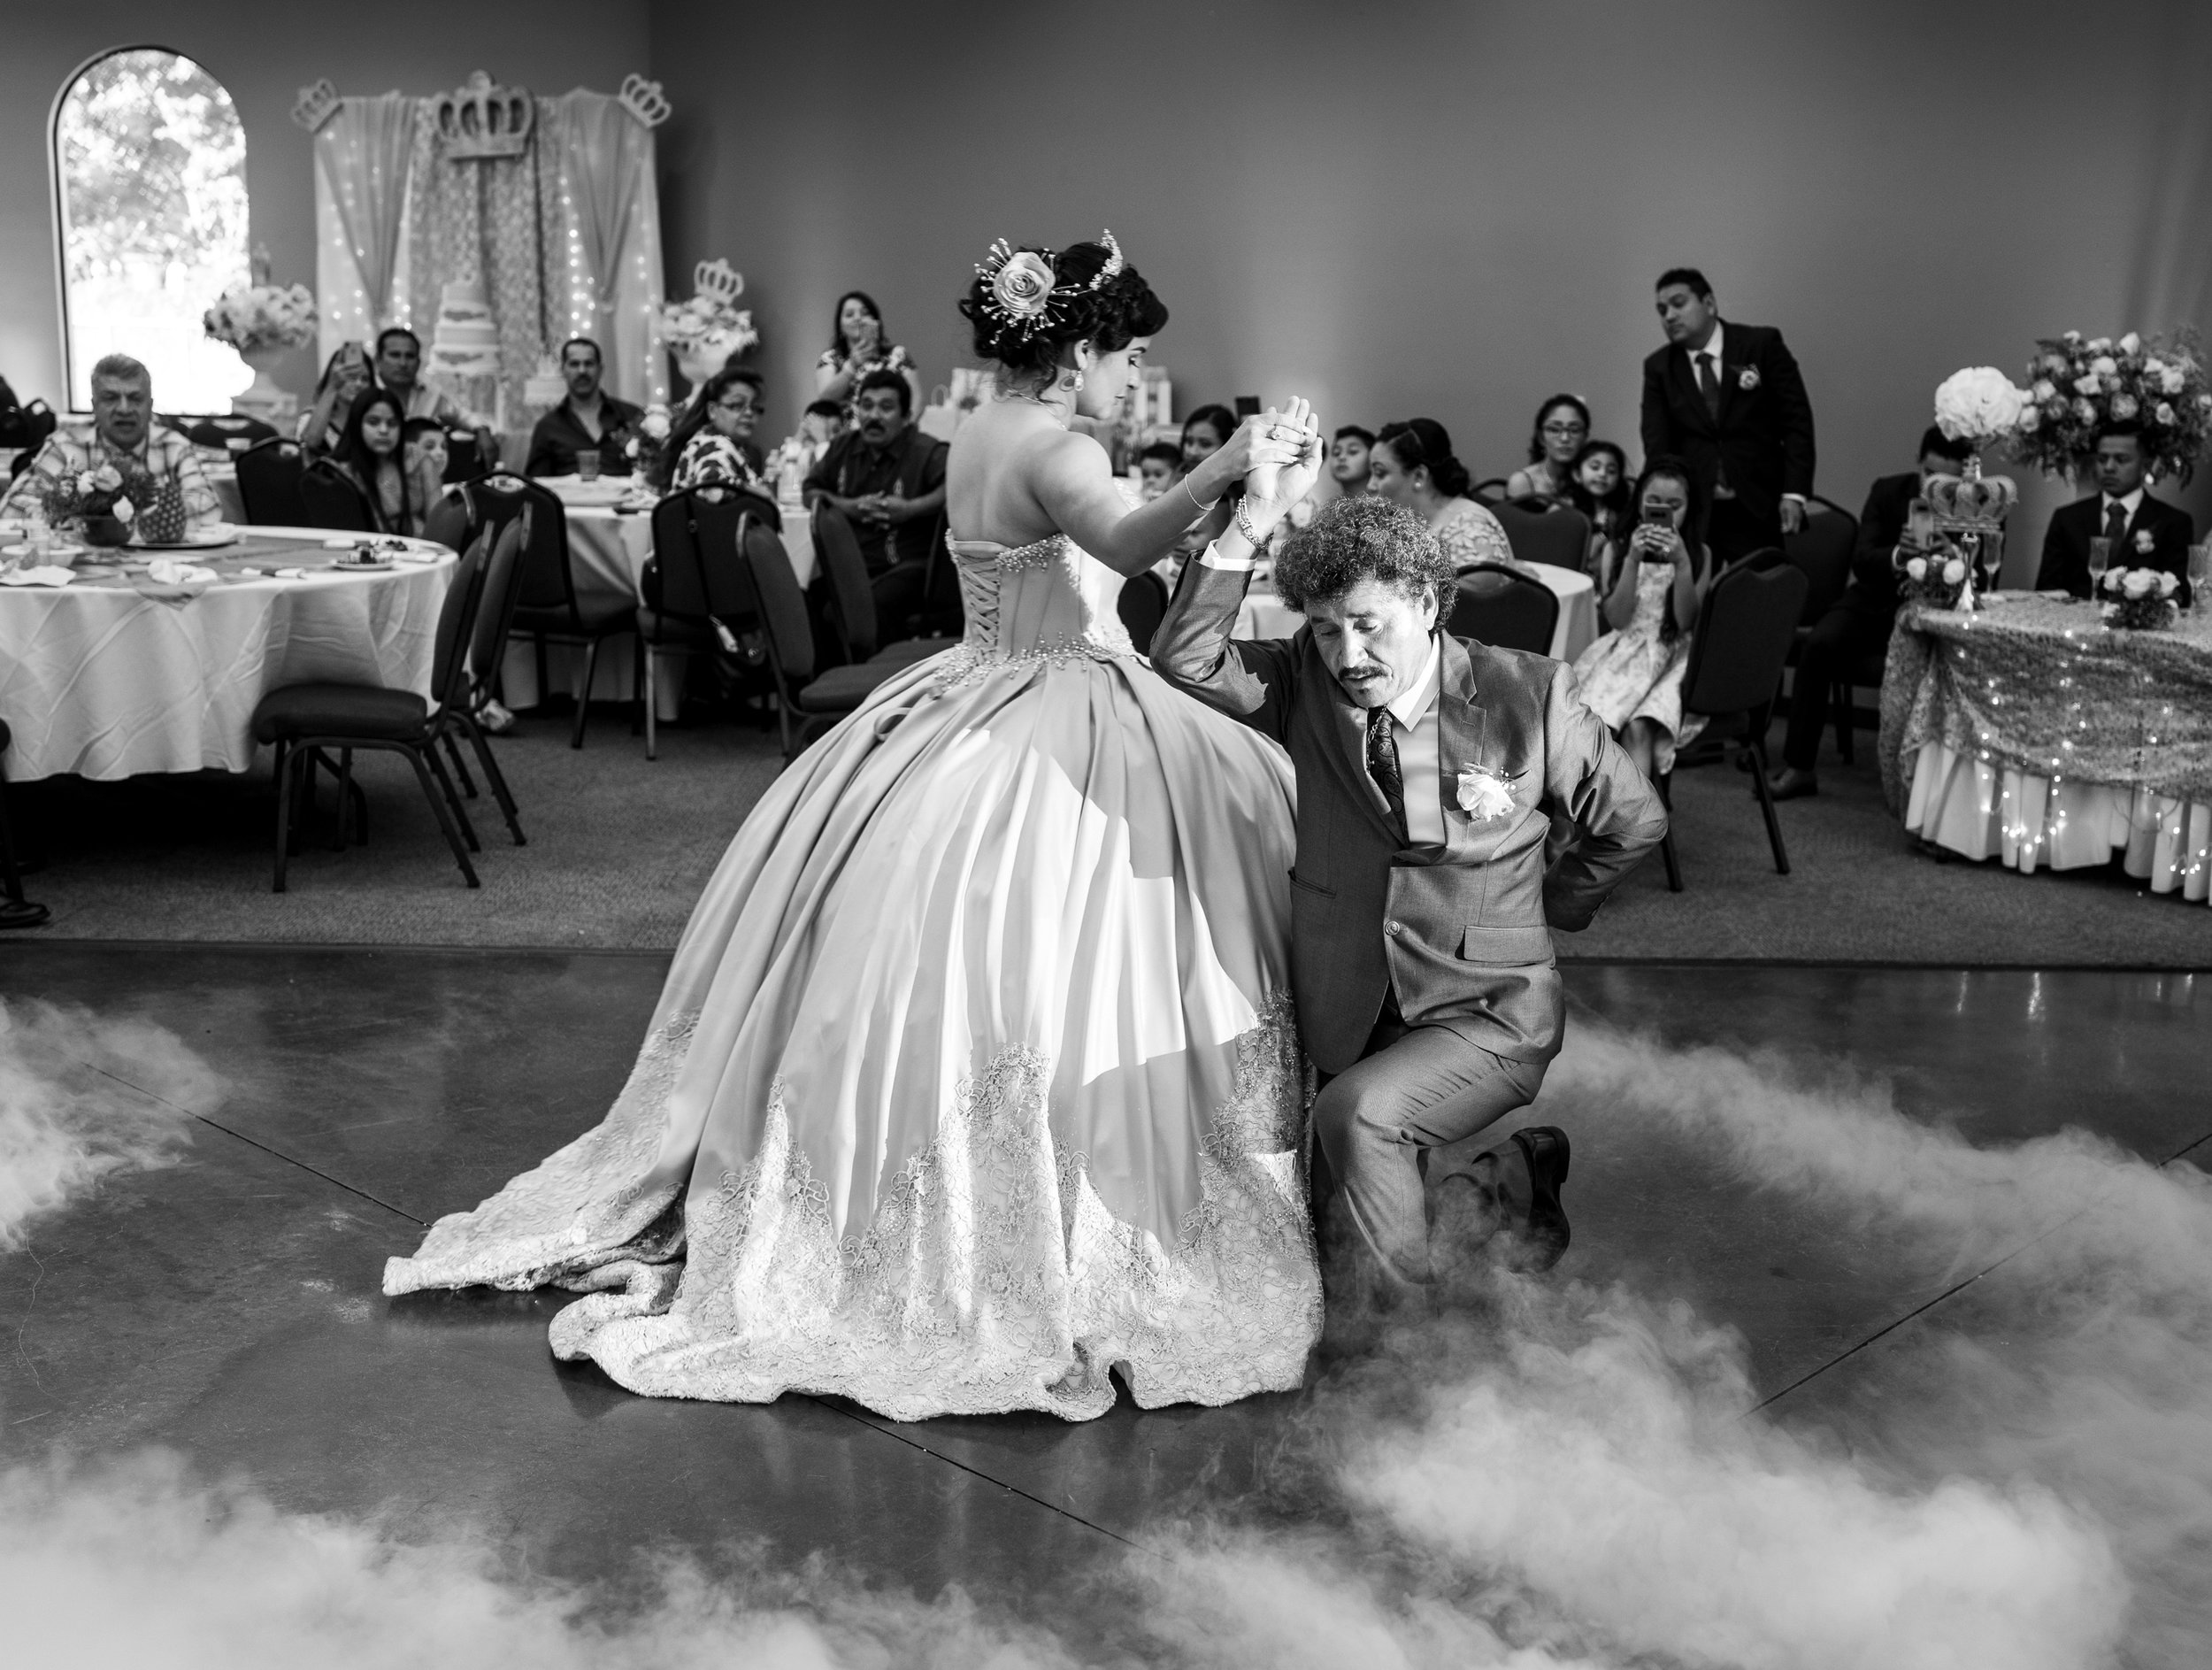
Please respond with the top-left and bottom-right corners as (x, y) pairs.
(1490, 500), (1592, 572)
(234, 436), (310, 526)
(0, 720), (48, 928)
(1447, 563), (1559, 654)
(638, 486), (780, 759)
(1655, 550), (1809, 892)
(250, 523), (522, 889)
(179, 413), (279, 452)
(297, 459), (376, 531)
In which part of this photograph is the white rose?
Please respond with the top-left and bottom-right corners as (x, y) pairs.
(2018, 406), (2042, 432)
(2075, 374), (2100, 396)
(641, 410), (672, 440)
(1905, 557), (1928, 581)
(1941, 558), (1965, 584)
(2032, 379), (2056, 400)
(110, 496), (134, 522)
(2075, 398), (2099, 423)
(2087, 337), (2111, 352)
(2161, 368), (2185, 395)
(2091, 356), (2119, 376)
(2110, 393), (2139, 419)
(2123, 571), (2154, 598)
(2119, 332), (2140, 354)
(2157, 573), (2179, 596)
(2155, 403), (2177, 425)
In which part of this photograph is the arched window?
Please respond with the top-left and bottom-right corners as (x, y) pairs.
(52, 47), (250, 412)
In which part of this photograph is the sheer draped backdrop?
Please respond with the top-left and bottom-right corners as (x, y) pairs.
(314, 88), (668, 411)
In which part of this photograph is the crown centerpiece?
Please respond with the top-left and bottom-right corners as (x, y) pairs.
(435, 71), (534, 160)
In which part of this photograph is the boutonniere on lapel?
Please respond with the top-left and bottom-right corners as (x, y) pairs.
(2134, 528), (2156, 556)
(1736, 365), (1762, 391)
(1454, 765), (1519, 822)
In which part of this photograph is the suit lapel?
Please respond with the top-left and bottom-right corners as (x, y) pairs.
(1434, 634), (1488, 863)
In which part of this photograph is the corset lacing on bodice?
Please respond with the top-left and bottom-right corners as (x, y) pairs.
(926, 533), (1136, 690)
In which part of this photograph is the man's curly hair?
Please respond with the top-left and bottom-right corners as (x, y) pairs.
(1271, 495), (1454, 612)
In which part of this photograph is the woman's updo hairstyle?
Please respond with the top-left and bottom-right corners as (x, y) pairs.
(1376, 418), (1472, 500)
(960, 240), (1169, 382)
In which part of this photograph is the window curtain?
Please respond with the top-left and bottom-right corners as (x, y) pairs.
(311, 94), (415, 357)
(539, 91), (667, 407)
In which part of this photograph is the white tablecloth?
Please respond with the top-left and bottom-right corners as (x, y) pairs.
(1903, 739), (2209, 904)
(0, 527), (453, 781)
(1236, 564), (1597, 661)
(500, 483), (814, 718)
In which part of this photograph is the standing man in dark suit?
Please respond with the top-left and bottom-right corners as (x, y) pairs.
(1153, 416), (1666, 1298)
(2036, 424), (2196, 603)
(1640, 268), (1817, 566)
(1768, 427), (1970, 800)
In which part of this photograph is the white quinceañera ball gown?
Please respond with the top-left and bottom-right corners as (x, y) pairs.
(386, 532), (1321, 1420)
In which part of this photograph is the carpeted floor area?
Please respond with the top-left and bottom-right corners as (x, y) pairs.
(5, 699), (2206, 964)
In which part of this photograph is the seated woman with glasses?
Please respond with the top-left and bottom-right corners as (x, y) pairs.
(1505, 393), (1591, 505)
(666, 368), (768, 495)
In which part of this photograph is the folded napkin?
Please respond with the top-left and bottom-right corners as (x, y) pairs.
(273, 567), (308, 580)
(146, 558), (219, 585)
(321, 537), (365, 550)
(0, 566), (74, 588)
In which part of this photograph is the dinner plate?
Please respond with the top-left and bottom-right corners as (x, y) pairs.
(132, 531), (241, 552)
(1, 542), (88, 559)
(327, 556), (397, 572)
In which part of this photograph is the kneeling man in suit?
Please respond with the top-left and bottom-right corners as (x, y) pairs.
(2037, 423), (2195, 604)
(1154, 412), (1667, 1291)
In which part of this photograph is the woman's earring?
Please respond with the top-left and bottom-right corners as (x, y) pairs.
(1065, 369), (1085, 393)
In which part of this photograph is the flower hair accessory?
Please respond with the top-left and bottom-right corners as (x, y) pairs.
(974, 229), (1128, 341)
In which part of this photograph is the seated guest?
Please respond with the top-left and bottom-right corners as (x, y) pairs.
(374, 326), (495, 472)
(0, 354), (219, 531)
(801, 398), (846, 458)
(803, 369), (948, 577)
(666, 369), (769, 494)
(1369, 418), (1514, 571)
(1505, 394), (1591, 504)
(2037, 422), (2196, 601)
(1569, 440), (1632, 581)
(328, 389), (419, 535)
(814, 291), (923, 415)
(400, 420), (454, 529)
(1180, 404), (1237, 473)
(1328, 425), (1373, 499)
(297, 341), (374, 456)
(1571, 457), (1714, 782)
(1768, 427), (1970, 801)
(526, 338), (643, 477)
(1136, 440), (1184, 501)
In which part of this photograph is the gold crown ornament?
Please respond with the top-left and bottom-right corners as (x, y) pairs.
(1923, 468), (2018, 532)
(618, 73), (672, 128)
(291, 78), (339, 133)
(693, 259), (744, 306)
(435, 71), (534, 160)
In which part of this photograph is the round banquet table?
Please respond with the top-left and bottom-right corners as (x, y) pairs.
(0, 527), (454, 782)
(1882, 593), (2212, 904)
(1235, 561), (1599, 662)
(500, 477), (814, 718)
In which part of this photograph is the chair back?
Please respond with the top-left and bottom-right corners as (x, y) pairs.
(298, 460), (375, 531)
(235, 436), (309, 526)
(180, 413), (277, 450)
(428, 535), (491, 712)
(1446, 564), (1560, 654)
(1782, 499), (1858, 625)
(458, 474), (573, 616)
(442, 429), (487, 485)
(1491, 500), (1591, 571)
(1472, 477), (1509, 504)
(1116, 570), (1168, 649)
(466, 514), (530, 703)
(646, 486), (761, 625)
(740, 517), (817, 686)
(1679, 550), (1808, 718)
(811, 503), (880, 659)
(0, 397), (55, 453)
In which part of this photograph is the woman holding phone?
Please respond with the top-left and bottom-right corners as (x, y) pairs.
(1570, 455), (1714, 781)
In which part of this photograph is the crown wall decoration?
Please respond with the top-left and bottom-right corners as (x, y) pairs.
(434, 71), (534, 159)
(291, 78), (340, 132)
(694, 259), (744, 305)
(619, 74), (672, 128)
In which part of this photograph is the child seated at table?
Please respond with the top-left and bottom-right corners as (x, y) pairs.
(1135, 440), (1183, 502)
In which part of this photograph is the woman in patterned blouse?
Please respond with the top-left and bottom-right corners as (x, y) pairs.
(813, 291), (923, 415)
(1368, 418), (1517, 573)
(667, 368), (769, 494)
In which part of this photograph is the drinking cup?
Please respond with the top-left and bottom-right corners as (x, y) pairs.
(576, 450), (602, 482)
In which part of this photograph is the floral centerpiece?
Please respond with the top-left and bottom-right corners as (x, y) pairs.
(658, 258), (758, 389)
(2099, 565), (2180, 630)
(623, 404), (675, 489)
(1894, 546), (1972, 610)
(204, 251), (319, 423)
(1918, 367), (2029, 607)
(40, 461), (158, 548)
(2011, 328), (2212, 483)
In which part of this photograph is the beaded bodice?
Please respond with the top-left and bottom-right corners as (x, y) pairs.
(942, 533), (1137, 664)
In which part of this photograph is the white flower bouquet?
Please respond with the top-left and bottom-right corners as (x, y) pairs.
(1895, 546), (1970, 610)
(2013, 329), (2212, 484)
(657, 295), (759, 362)
(1932, 367), (2029, 446)
(203, 283), (319, 353)
(2098, 565), (2180, 630)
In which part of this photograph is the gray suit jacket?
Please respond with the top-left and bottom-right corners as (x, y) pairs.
(1152, 561), (1667, 1074)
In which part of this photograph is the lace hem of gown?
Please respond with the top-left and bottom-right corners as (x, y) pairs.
(385, 997), (1320, 1423)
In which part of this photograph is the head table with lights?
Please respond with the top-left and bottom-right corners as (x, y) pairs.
(1878, 593), (2212, 902)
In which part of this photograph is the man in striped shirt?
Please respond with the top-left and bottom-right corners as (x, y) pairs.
(0, 355), (221, 531)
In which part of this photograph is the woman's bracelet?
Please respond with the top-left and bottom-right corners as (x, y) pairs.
(1183, 475), (1219, 514)
(1234, 499), (1267, 547)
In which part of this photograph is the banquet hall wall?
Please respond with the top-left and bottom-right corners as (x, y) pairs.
(649, 0), (2212, 567)
(0, 1), (651, 413)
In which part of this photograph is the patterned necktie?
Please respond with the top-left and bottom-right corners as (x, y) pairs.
(2103, 499), (2129, 549)
(1365, 705), (1409, 843)
(1696, 351), (1722, 420)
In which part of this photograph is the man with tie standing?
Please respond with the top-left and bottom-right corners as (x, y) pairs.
(1640, 268), (1817, 566)
(1154, 470), (1667, 1302)
(2035, 424), (2195, 602)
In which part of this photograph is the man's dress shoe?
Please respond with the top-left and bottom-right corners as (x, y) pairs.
(1502, 1126), (1571, 1272)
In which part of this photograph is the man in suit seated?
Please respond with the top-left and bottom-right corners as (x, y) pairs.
(1768, 426), (1970, 800)
(1640, 267), (1817, 566)
(2037, 424), (2195, 603)
(1154, 479), (1666, 1300)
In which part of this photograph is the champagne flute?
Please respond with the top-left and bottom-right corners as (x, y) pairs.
(2187, 543), (2209, 613)
(2087, 535), (2112, 591)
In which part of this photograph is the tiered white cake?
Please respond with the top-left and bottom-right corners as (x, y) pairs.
(428, 280), (502, 378)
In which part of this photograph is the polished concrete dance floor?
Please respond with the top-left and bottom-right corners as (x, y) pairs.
(3, 944), (2207, 1653)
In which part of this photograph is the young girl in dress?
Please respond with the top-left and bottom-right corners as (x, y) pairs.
(1570, 440), (1632, 582)
(1570, 455), (1713, 781)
